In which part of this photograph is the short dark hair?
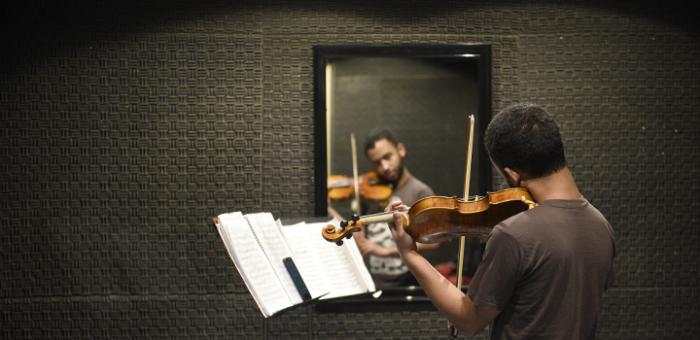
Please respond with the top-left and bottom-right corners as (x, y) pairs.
(364, 128), (399, 154)
(484, 103), (567, 179)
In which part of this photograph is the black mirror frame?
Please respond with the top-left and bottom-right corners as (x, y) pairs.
(312, 44), (493, 310)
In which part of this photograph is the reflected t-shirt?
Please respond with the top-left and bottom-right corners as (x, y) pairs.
(365, 175), (433, 288)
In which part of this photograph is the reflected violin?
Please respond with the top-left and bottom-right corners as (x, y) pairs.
(327, 171), (393, 202)
(322, 187), (537, 245)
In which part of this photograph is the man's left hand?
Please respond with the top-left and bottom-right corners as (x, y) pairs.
(386, 201), (417, 255)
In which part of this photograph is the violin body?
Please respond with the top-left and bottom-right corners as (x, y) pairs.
(327, 171), (393, 202)
(322, 187), (536, 245)
(327, 175), (355, 201)
(406, 187), (535, 243)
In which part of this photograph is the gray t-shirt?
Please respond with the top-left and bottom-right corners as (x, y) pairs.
(365, 175), (434, 288)
(468, 198), (616, 340)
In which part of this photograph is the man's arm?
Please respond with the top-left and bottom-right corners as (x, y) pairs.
(387, 202), (500, 335)
(402, 251), (499, 336)
(354, 227), (394, 257)
(354, 226), (438, 257)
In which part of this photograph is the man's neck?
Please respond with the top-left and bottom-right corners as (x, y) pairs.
(521, 167), (581, 203)
(395, 168), (412, 190)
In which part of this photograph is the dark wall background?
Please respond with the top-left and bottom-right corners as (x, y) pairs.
(1, 1), (698, 339)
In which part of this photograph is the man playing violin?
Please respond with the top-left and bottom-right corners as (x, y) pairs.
(353, 128), (440, 288)
(388, 104), (616, 339)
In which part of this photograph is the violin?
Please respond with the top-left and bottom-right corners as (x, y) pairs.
(327, 171), (393, 202)
(322, 187), (537, 245)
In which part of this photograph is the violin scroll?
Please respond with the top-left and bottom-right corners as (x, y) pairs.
(322, 215), (364, 246)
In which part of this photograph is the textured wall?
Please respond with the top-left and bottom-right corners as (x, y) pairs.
(1, 1), (698, 339)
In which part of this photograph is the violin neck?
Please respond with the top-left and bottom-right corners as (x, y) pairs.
(327, 177), (381, 189)
(328, 179), (353, 188)
(357, 209), (406, 224)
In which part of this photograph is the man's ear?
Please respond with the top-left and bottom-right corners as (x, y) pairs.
(503, 167), (521, 187)
(396, 142), (406, 158)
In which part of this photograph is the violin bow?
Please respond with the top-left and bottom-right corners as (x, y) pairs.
(350, 133), (361, 215)
(449, 114), (476, 338)
(325, 63), (334, 182)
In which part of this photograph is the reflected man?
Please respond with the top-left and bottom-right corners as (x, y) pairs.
(355, 128), (440, 288)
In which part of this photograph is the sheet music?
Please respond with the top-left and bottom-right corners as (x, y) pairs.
(284, 220), (376, 299)
(278, 221), (331, 299)
(215, 212), (291, 317)
(244, 213), (303, 306)
(340, 220), (376, 294)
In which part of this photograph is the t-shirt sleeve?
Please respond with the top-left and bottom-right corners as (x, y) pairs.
(403, 182), (434, 205)
(605, 231), (616, 290)
(467, 228), (522, 310)
(417, 184), (434, 199)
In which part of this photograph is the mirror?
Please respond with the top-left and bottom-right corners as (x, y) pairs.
(313, 44), (492, 305)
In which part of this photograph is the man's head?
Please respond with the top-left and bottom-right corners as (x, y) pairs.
(364, 128), (406, 183)
(484, 103), (567, 186)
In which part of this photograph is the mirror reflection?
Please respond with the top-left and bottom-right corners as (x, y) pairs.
(314, 45), (492, 292)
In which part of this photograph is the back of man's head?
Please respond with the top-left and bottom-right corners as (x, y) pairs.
(484, 103), (567, 179)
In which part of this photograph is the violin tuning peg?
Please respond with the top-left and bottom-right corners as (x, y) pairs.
(335, 240), (344, 246)
(340, 220), (348, 227)
(345, 234), (352, 239)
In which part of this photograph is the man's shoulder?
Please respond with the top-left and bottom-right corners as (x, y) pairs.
(403, 175), (434, 195)
(495, 208), (534, 230)
(491, 206), (549, 241)
(396, 176), (434, 204)
(494, 198), (614, 242)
